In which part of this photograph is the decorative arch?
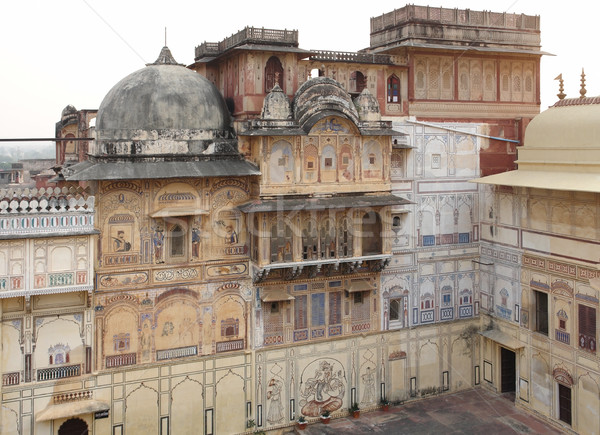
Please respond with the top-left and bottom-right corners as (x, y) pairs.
(319, 217), (336, 259)
(269, 140), (294, 183)
(270, 216), (294, 263)
(553, 367), (574, 387)
(58, 417), (88, 435)
(349, 70), (366, 94)
(302, 218), (318, 260)
(303, 142), (319, 182)
(337, 215), (353, 258)
(265, 56), (284, 92)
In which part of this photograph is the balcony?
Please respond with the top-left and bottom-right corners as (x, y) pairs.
(2, 371), (20, 386)
(156, 345), (198, 361)
(105, 353), (136, 369)
(37, 364), (81, 382)
(252, 253), (391, 283)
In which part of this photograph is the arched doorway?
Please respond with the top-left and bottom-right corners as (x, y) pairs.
(58, 417), (89, 435)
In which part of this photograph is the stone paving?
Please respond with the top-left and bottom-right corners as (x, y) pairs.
(286, 388), (565, 434)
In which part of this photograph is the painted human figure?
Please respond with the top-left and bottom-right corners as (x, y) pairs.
(266, 378), (284, 425)
(113, 230), (131, 252)
(225, 225), (238, 244)
(361, 366), (376, 404)
(140, 320), (153, 362)
(153, 227), (164, 263)
(191, 227), (201, 258)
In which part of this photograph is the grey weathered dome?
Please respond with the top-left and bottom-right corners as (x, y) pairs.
(95, 47), (233, 157)
(292, 77), (359, 132)
(97, 64), (230, 133)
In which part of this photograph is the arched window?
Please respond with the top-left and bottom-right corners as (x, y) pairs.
(270, 220), (293, 263)
(389, 299), (401, 321)
(170, 224), (185, 257)
(251, 215), (260, 262)
(319, 219), (336, 259)
(265, 56), (284, 92)
(338, 217), (353, 257)
(362, 211), (382, 255)
(349, 71), (366, 94)
(387, 74), (400, 103)
(302, 220), (318, 260)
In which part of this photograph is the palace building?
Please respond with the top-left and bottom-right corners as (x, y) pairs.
(3, 5), (593, 435)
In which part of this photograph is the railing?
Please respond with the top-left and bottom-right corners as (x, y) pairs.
(370, 5), (539, 32)
(0, 186), (94, 214)
(106, 353), (137, 369)
(310, 51), (392, 65)
(2, 371), (20, 386)
(195, 27), (298, 59)
(53, 390), (92, 404)
(216, 339), (244, 353)
(156, 345), (198, 361)
(37, 364), (81, 381)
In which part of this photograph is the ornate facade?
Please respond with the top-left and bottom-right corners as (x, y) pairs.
(9, 5), (594, 435)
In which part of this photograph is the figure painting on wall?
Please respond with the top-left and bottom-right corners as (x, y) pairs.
(191, 227), (201, 259)
(113, 230), (132, 252)
(140, 319), (153, 362)
(361, 366), (376, 404)
(300, 360), (345, 417)
(266, 378), (285, 425)
(153, 226), (164, 263)
(225, 225), (238, 245)
(178, 317), (194, 344)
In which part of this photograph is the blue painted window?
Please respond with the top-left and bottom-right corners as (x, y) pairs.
(422, 235), (435, 246)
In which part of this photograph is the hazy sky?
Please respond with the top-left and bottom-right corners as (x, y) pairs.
(1, 0), (597, 145)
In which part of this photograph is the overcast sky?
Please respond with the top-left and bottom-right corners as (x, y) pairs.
(1, 0), (597, 145)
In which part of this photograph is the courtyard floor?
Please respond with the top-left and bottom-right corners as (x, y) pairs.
(285, 388), (566, 434)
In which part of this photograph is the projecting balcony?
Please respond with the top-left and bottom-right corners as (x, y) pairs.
(252, 253), (391, 283)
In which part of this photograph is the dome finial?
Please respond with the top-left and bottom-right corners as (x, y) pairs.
(147, 46), (183, 66)
(554, 74), (566, 100)
(580, 68), (587, 99)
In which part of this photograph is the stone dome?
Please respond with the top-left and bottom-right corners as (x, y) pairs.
(59, 105), (78, 127)
(95, 47), (234, 156)
(524, 97), (600, 149)
(292, 77), (359, 132)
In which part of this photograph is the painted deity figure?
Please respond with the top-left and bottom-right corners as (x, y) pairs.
(300, 361), (345, 417)
(153, 227), (164, 263)
(266, 378), (284, 425)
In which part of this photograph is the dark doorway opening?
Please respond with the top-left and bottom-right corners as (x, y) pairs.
(58, 417), (89, 435)
(500, 347), (516, 393)
(558, 383), (572, 425)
